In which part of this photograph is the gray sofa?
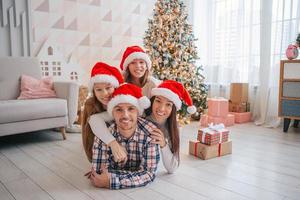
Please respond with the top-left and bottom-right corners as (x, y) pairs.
(0, 57), (79, 139)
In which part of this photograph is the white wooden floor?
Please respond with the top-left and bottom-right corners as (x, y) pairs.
(0, 122), (300, 200)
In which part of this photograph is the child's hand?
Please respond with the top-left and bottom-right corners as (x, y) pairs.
(108, 140), (128, 163)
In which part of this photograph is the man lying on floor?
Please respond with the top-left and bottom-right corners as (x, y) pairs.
(88, 83), (160, 189)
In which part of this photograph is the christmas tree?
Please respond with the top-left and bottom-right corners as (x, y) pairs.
(144, 0), (207, 120)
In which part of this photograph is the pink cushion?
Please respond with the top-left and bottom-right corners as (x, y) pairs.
(18, 75), (57, 99)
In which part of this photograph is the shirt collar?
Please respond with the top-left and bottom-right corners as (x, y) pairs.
(113, 125), (140, 143)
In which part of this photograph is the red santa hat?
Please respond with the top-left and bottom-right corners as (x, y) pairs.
(151, 80), (197, 114)
(120, 45), (152, 71)
(107, 83), (150, 116)
(89, 62), (124, 92)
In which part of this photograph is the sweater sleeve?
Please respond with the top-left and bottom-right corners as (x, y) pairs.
(160, 144), (179, 174)
(149, 76), (162, 86)
(88, 112), (115, 144)
(142, 77), (161, 98)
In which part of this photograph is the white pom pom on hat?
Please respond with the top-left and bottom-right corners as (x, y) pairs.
(139, 96), (151, 109)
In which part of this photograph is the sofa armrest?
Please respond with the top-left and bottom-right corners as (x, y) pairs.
(54, 81), (79, 127)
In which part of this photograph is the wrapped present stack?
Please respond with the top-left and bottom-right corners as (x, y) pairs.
(189, 124), (232, 160)
(200, 98), (235, 127)
(229, 83), (252, 123)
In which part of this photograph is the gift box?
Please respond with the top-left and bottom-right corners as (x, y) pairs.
(197, 125), (229, 145)
(230, 83), (248, 103)
(225, 114), (235, 126)
(229, 101), (250, 112)
(207, 98), (229, 117)
(189, 140), (232, 160)
(199, 114), (208, 127)
(229, 112), (252, 123)
(200, 114), (235, 127)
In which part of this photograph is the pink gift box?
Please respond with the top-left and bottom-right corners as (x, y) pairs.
(226, 114), (235, 126)
(207, 98), (229, 117)
(200, 114), (208, 127)
(200, 114), (235, 127)
(229, 112), (251, 123)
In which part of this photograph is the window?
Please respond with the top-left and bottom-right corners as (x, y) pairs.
(41, 65), (49, 77)
(193, 0), (299, 87)
(70, 71), (78, 81)
(193, 0), (300, 127)
(271, 0), (300, 60)
(48, 47), (53, 55)
(52, 64), (61, 76)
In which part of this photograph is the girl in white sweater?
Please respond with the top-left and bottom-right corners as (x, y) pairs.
(89, 80), (196, 173)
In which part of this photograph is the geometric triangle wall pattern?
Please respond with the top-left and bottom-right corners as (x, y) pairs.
(35, 0), (49, 12)
(32, 0), (155, 86)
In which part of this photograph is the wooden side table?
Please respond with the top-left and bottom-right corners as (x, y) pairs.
(278, 60), (300, 132)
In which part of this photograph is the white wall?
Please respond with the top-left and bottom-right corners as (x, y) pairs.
(0, 0), (32, 56)
(31, 0), (157, 85)
(1, 0), (194, 85)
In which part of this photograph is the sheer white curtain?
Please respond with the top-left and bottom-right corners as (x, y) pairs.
(193, 0), (300, 127)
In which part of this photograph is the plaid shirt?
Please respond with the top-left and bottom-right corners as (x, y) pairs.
(92, 117), (160, 189)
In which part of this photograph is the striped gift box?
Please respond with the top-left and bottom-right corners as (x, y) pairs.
(197, 127), (229, 145)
